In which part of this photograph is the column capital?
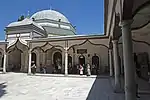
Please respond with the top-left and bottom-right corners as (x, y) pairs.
(28, 49), (32, 53)
(3, 50), (7, 54)
(119, 19), (133, 27)
(109, 49), (112, 52)
(64, 47), (69, 52)
(112, 40), (118, 44)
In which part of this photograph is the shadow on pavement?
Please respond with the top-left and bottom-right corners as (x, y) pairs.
(86, 76), (125, 100)
(0, 82), (7, 98)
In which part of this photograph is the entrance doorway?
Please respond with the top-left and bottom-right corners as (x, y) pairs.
(68, 55), (72, 74)
(31, 53), (36, 66)
(53, 52), (62, 73)
(92, 54), (99, 75)
(79, 55), (85, 66)
(8, 48), (22, 72)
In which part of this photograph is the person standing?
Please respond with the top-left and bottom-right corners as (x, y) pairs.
(43, 64), (47, 74)
(31, 63), (36, 75)
(79, 64), (84, 75)
(134, 53), (140, 98)
(57, 63), (61, 74)
(86, 64), (91, 76)
(40, 63), (43, 73)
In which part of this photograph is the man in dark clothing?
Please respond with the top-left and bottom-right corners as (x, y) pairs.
(40, 63), (43, 73)
(134, 53), (140, 98)
(134, 53), (141, 77)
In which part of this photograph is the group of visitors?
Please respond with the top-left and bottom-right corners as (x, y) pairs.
(77, 64), (91, 76)
(30, 61), (98, 76)
(40, 63), (47, 74)
(31, 62), (46, 74)
(68, 63), (99, 75)
(10, 64), (21, 72)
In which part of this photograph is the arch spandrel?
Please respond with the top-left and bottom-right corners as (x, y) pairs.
(89, 39), (109, 48)
(68, 40), (86, 49)
(41, 42), (53, 52)
(7, 38), (29, 49)
(7, 38), (18, 49)
(0, 44), (6, 53)
(31, 42), (47, 50)
(31, 41), (65, 52)
(68, 39), (109, 51)
(68, 39), (88, 50)
(0, 48), (4, 55)
(7, 39), (29, 53)
(50, 41), (66, 48)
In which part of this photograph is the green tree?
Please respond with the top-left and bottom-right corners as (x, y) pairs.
(18, 15), (25, 21)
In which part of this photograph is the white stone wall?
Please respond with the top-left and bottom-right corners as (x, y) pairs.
(69, 41), (109, 73)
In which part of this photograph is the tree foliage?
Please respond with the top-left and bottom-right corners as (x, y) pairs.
(18, 15), (25, 21)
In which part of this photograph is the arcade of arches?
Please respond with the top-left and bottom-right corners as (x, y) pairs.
(0, 38), (109, 75)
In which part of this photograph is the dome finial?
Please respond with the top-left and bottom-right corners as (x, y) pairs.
(27, 11), (30, 18)
(50, 5), (52, 10)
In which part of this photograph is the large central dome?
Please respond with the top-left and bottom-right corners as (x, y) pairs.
(31, 10), (70, 23)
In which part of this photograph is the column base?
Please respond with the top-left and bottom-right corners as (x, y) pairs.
(114, 81), (123, 93)
(2, 72), (6, 74)
(27, 73), (32, 75)
(110, 75), (114, 77)
(114, 87), (124, 93)
(64, 74), (68, 76)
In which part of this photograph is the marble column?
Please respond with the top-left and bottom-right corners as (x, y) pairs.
(28, 49), (32, 74)
(121, 20), (136, 100)
(109, 49), (113, 76)
(112, 40), (121, 92)
(3, 51), (7, 73)
(64, 49), (68, 75)
(42, 52), (46, 65)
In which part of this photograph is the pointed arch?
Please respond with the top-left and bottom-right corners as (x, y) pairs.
(32, 42), (65, 53)
(68, 39), (109, 51)
(7, 38), (29, 50)
(7, 38), (29, 53)
(68, 39), (88, 50)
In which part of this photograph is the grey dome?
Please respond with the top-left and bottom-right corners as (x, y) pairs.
(31, 10), (70, 23)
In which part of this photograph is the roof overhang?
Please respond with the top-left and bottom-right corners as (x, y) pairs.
(0, 41), (8, 44)
(28, 35), (109, 43)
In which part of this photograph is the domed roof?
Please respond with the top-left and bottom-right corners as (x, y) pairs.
(31, 10), (70, 23)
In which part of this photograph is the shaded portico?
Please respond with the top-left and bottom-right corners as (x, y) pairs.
(105, 0), (150, 100)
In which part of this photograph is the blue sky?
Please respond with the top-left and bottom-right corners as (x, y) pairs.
(0, 0), (104, 40)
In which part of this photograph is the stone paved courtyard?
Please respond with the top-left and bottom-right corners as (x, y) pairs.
(0, 73), (149, 100)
